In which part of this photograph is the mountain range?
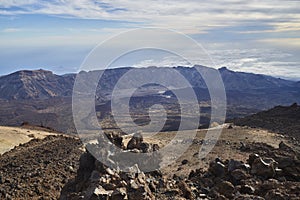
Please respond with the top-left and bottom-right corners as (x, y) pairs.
(0, 65), (299, 133)
(0, 66), (298, 100)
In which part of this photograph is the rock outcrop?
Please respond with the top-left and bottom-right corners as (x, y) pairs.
(61, 135), (300, 199)
(188, 142), (300, 199)
(60, 132), (162, 200)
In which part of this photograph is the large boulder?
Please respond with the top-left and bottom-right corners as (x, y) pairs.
(127, 132), (144, 150)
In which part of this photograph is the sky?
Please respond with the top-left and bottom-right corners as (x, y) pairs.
(0, 0), (300, 80)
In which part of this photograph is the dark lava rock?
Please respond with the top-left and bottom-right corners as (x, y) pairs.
(250, 157), (276, 179)
(127, 132), (144, 150)
(264, 190), (286, 200)
(0, 135), (82, 200)
(181, 159), (189, 165)
(178, 180), (193, 199)
(209, 160), (226, 177)
(240, 184), (255, 194)
(231, 169), (249, 183)
(216, 181), (235, 198)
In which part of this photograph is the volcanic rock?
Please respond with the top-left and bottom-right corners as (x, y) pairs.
(127, 132), (143, 150)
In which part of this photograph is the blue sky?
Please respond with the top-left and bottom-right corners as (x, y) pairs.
(0, 0), (299, 80)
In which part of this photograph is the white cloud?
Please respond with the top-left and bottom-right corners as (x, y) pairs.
(259, 38), (300, 49)
(117, 46), (300, 80)
(0, 0), (299, 33)
(0, 0), (36, 8)
(0, 0), (299, 79)
(0, 27), (132, 47)
(206, 47), (300, 80)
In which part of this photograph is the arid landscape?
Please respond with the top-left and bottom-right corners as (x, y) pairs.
(1, 1), (300, 199)
(0, 68), (299, 200)
(0, 104), (299, 199)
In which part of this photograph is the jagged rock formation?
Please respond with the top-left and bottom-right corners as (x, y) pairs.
(60, 132), (162, 200)
(187, 141), (300, 199)
(60, 132), (300, 199)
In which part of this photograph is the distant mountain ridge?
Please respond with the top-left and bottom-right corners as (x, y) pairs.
(0, 69), (75, 100)
(0, 66), (299, 133)
(0, 66), (298, 100)
(217, 66), (295, 90)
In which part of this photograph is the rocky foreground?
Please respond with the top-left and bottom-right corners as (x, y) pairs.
(0, 124), (299, 199)
(60, 132), (300, 200)
(0, 135), (83, 199)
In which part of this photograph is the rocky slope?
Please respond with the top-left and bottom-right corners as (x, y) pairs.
(234, 103), (300, 140)
(59, 131), (300, 200)
(0, 135), (83, 200)
(0, 120), (299, 199)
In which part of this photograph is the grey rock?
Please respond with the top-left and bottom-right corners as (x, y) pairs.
(140, 142), (151, 153)
(234, 195), (265, 200)
(127, 132), (143, 150)
(91, 186), (113, 199)
(248, 154), (260, 166)
(181, 159), (189, 165)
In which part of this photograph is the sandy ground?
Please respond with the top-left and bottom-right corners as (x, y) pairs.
(0, 126), (59, 154)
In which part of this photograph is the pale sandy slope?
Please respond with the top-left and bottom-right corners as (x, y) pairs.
(0, 126), (59, 154)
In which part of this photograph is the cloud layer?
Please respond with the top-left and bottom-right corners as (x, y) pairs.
(0, 1), (299, 79)
(1, 0), (300, 33)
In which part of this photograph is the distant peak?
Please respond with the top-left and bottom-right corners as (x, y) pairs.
(11, 69), (53, 76)
(24, 69), (53, 73)
(291, 102), (298, 108)
(218, 66), (229, 71)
